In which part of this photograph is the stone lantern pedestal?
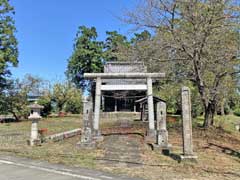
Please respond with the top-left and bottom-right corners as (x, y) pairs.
(28, 103), (44, 146)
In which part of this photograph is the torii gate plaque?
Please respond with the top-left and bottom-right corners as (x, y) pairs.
(84, 72), (165, 139)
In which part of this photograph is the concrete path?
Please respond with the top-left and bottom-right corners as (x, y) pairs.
(100, 120), (145, 168)
(100, 134), (143, 168)
(0, 155), (143, 180)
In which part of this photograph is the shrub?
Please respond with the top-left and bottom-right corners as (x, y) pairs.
(38, 95), (52, 117)
(233, 108), (240, 116)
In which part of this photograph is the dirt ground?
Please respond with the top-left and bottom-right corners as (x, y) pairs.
(96, 119), (240, 180)
(0, 115), (239, 180)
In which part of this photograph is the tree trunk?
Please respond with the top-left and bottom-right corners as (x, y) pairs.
(58, 104), (64, 112)
(203, 102), (216, 128)
(12, 112), (19, 122)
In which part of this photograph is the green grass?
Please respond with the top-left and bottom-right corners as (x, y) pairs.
(0, 114), (240, 180)
(0, 116), (82, 134)
(0, 116), (101, 168)
(214, 114), (240, 132)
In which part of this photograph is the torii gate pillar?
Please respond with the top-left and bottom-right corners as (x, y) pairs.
(93, 77), (102, 137)
(147, 77), (155, 136)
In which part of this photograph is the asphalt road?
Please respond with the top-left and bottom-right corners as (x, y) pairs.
(0, 156), (143, 180)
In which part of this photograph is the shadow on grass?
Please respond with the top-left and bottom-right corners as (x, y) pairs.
(168, 153), (181, 163)
(102, 132), (144, 137)
(0, 118), (19, 123)
(95, 157), (172, 167)
(208, 142), (240, 159)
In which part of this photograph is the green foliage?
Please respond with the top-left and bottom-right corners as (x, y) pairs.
(126, 0), (239, 127)
(38, 94), (52, 117)
(233, 108), (240, 117)
(131, 30), (151, 44)
(154, 83), (181, 114)
(104, 31), (131, 61)
(0, 75), (48, 120)
(0, 0), (18, 91)
(1, 79), (29, 121)
(189, 83), (204, 118)
(66, 26), (103, 90)
(154, 81), (203, 117)
(64, 87), (82, 114)
(52, 82), (82, 113)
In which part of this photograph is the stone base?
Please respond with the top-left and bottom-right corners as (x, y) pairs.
(27, 139), (41, 146)
(76, 141), (96, 149)
(92, 135), (104, 142)
(180, 155), (198, 163)
(152, 144), (172, 155)
(146, 129), (156, 137)
(144, 129), (156, 144)
(144, 135), (155, 144)
(157, 129), (168, 146)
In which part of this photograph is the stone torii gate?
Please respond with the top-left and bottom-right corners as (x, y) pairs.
(84, 72), (165, 138)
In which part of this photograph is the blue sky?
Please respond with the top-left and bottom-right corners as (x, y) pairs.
(11, 0), (137, 82)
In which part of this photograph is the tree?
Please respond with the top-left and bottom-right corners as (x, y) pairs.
(104, 31), (131, 61)
(125, 0), (240, 128)
(0, 0), (18, 92)
(21, 74), (44, 94)
(131, 30), (151, 44)
(52, 82), (82, 113)
(66, 26), (103, 90)
(1, 79), (29, 121)
(52, 82), (70, 112)
(64, 87), (82, 114)
(37, 92), (52, 116)
(0, 75), (48, 120)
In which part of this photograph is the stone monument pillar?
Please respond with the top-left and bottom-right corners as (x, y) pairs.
(181, 86), (197, 161)
(77, 97), (96, 148)
(152, 101), (171, 154)
(28, 103), (44, 146)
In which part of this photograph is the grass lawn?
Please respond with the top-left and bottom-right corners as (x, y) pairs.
(0, 113), (239, 180)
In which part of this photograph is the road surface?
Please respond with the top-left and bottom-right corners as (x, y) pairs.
(0, 156), (143, 180)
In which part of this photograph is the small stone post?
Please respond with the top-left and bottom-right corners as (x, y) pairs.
(93, 77), (102, 136)
(181, 86), (197, 161)
(28, 103), (44, 146)
(156, 102), (170, 145)
(114, 98), (117, 112)
(235, 123), (240, 131)
(147, 77), (155, 136)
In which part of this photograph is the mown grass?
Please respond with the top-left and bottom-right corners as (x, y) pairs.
(0, 114), (239, 180)
(0, 115), (102, 168)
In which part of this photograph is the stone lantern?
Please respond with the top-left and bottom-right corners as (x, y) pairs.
(28, 103), (44, 146)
